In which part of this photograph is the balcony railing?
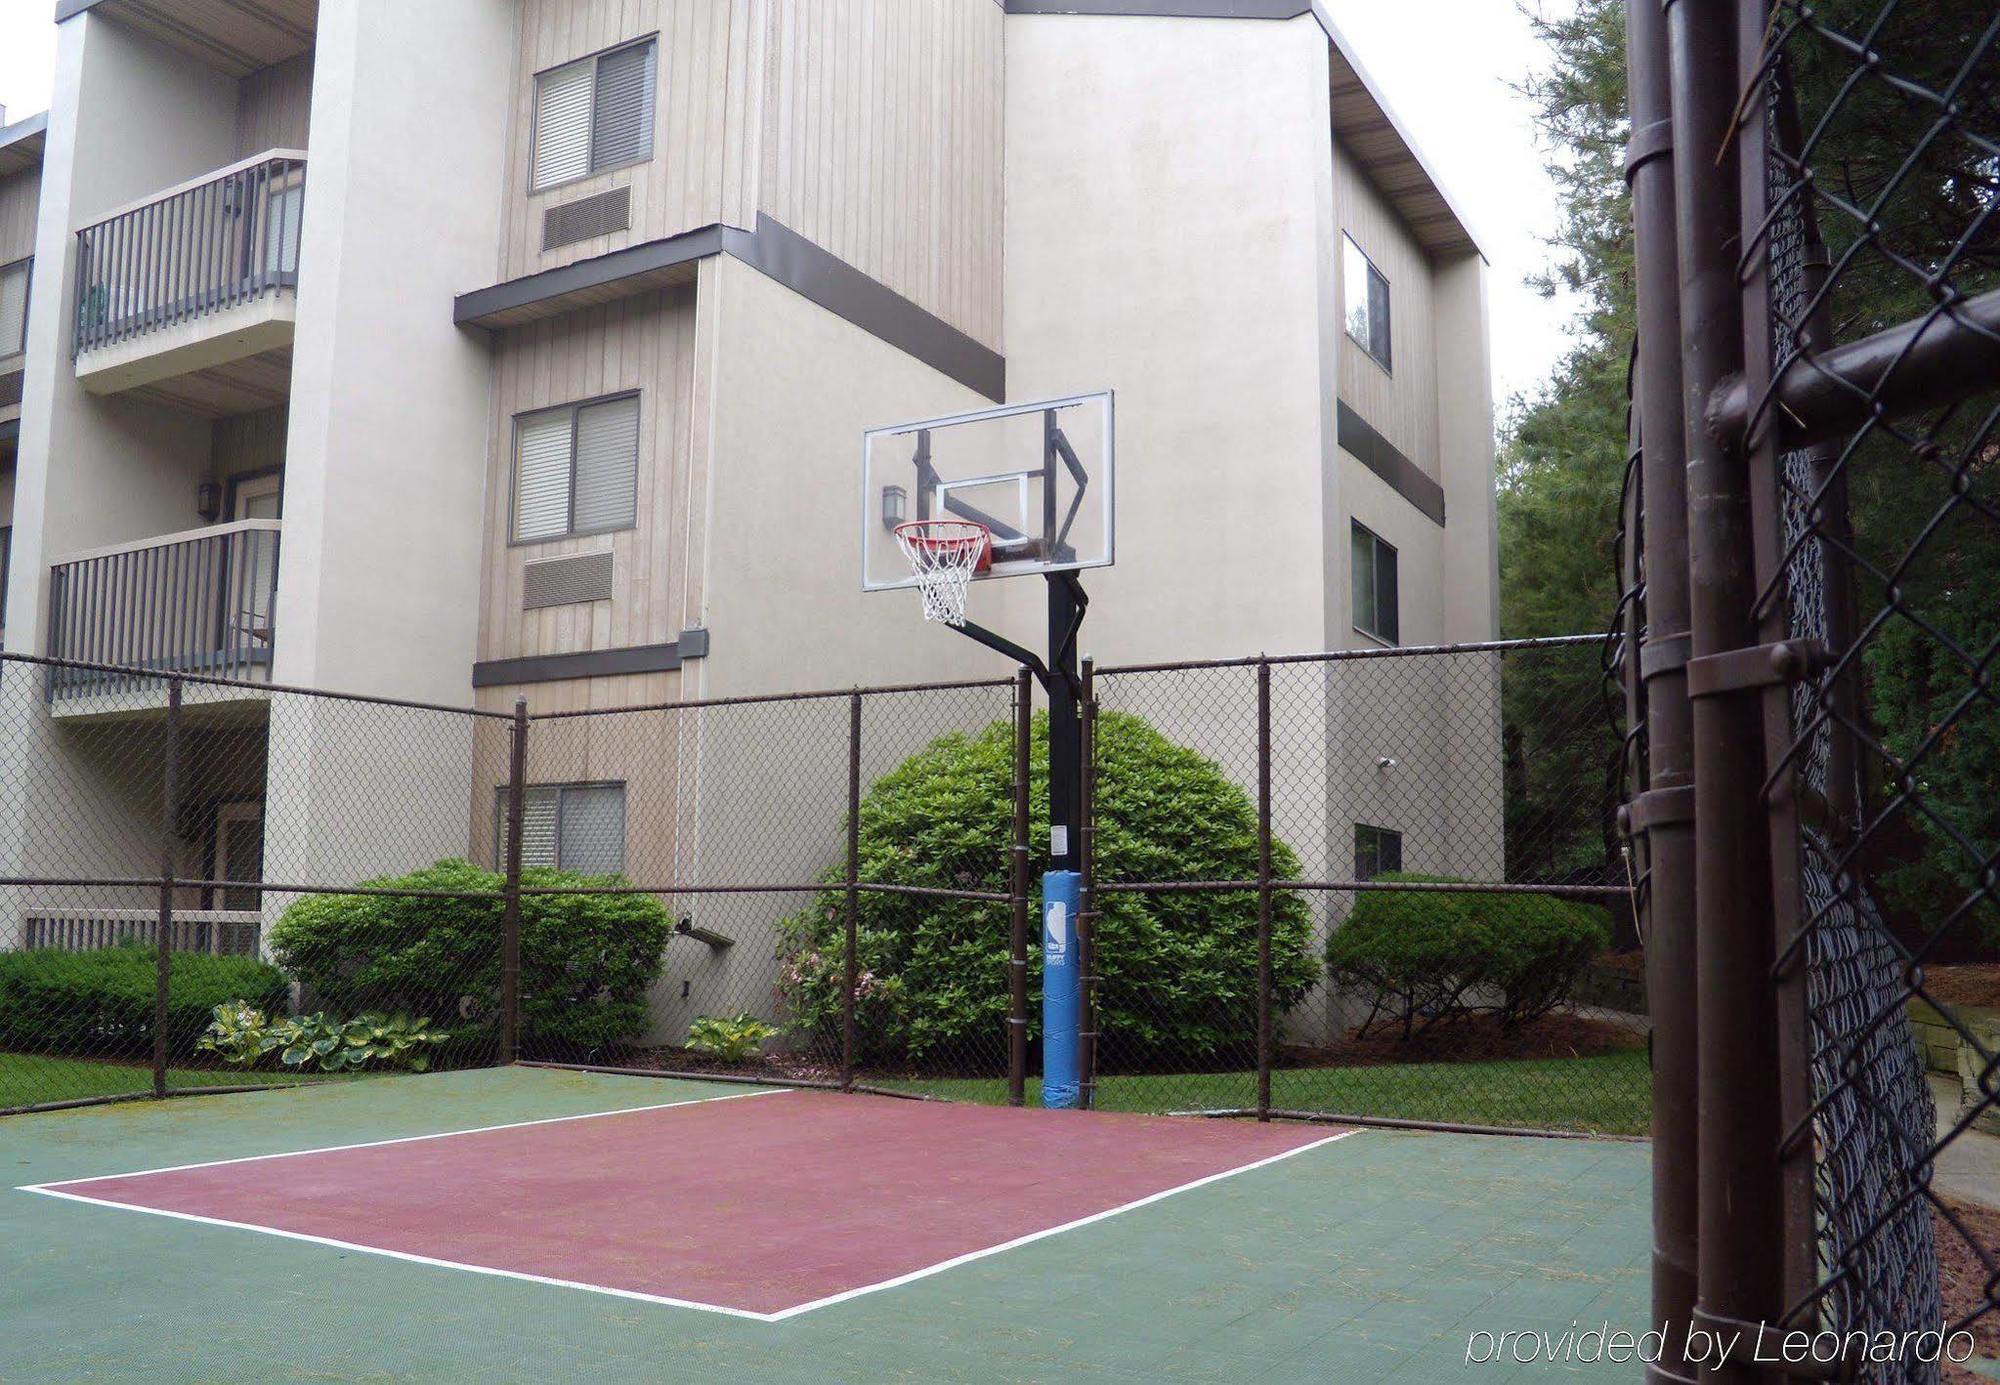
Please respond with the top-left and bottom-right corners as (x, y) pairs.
(47, 520), (281, 699)
(25, 908), (261, 956)
(72, 151), (306, 358)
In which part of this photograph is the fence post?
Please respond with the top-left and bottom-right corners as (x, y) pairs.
(498, 696), (527, 1066)
(1668, 0), (1787, 1364)
(1009, 668), (1032, 1106)
(1077, 658), (1097, 1111)
(152, 676), (182, 1099)
(1623, 0), (1700, 1364)
(1255, 659), (1273, 1122)
(843, 691), (862, 1094)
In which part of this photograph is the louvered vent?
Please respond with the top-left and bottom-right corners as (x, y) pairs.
(543, 187), (631, 252)
(523, 551), (614, 610)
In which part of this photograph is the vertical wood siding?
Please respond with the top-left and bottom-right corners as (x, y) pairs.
(0, 165), (41, 267)
(209, 405), (289, 487)
(1334, 145), (1440, 480)
(234, 54), (315, 157)
(500, 0), (762, 283)
(756, 0), (1003, 347)
(474, 287), (705, 716)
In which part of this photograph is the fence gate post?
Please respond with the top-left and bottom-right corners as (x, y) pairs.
(1009, 668), (1032, 1106)
(153, 676), (183, 1099)
(1668, 0), (1787, 1363)
(1623, 0), (1700, 1363)
(843, 691), (862, 1094)
(1078, 658), (1097, 1111)
(1255, 659), (1273, 1122)
(498, 697), (528, 1066)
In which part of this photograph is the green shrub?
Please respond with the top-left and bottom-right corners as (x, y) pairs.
(1325, 875), (1611, 1038)
(778, 711), (1318, 1069)
(0, 943), (288, 1060)
(198, 1002), (450, 1072)
(267, 860), (671, 1057)
(684, 1012), (780, 1063)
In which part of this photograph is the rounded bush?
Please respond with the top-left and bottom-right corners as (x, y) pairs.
(0, 942), (288, 1060)
(1325, 874), (1611, 1037)
(777, 711), (1319, 1070)
(268, 859), (671, 1057)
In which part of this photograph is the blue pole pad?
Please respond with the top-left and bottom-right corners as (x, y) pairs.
(1041, 869), (1083, 1109)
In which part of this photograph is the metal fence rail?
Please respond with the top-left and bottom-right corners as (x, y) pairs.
(1621, 0), (1999, 1377)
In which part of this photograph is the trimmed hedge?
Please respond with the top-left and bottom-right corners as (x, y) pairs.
(778, 710), (1319, 1069)
(1325, 874), (1611, 1037)
(0, 943), (288, 1061)
(268, 859), (672, 1057)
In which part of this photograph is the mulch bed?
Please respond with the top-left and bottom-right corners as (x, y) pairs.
(1939, 1195), (2000, 1382)
(1278, 1011), (1647, 1069)
(1923, 965), (2000, 1013)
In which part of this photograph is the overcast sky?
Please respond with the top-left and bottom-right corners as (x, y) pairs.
(0, 1), (1578, 422)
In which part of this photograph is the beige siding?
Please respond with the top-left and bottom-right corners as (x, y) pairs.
(757, 0), (1003, 347)
(500, 0), (762, 282)
(475, 287), (706, 716)
(234, 53), (314, 157)
(0, 165), (40, 267)
(209, 405), (288, 487)
(1334, 143), (1439, 479)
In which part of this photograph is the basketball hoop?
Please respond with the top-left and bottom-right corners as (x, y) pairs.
(893, 519), (992, 626)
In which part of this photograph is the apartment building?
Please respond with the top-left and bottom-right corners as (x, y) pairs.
(0, 1), (1496, 1036)
(0, 107), (42, 651)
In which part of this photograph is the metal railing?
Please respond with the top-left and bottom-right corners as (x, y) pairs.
(72, 151), (306, 357)
(46, 520), (281, 698)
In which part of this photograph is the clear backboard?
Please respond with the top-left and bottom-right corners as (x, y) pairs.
(862, 391), (1114, 593)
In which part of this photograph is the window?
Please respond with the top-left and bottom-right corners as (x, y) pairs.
(497, 782), (627, 875)
(1354, 824), (1403, 882)
(1351, 521), (1399, 644)
(532, 38), (658, 190)
(1342, 234), (1391, 370)
(512, 394), (641, 542)
(0, 257), (30, 357)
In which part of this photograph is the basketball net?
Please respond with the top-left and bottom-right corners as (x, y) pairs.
(893, 519), (991, 626)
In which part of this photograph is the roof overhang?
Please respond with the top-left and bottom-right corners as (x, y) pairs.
(0, 112), (47, 180)
(1001, 1), (1488, 261)
(55, 0), (316, 77)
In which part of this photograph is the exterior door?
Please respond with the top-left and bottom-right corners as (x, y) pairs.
(230, 475), (281, 656)
(213, 800), (266, 918)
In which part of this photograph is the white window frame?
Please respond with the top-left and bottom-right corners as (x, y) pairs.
(1354, 823), (1403, 881)
(1342, 233), (1392, 373)
(530, 36), (659, 193)
(509, 391), (641, 545)
(1351, 520), (1400, 646)
(0, 255), (31, 358)
(496, 781), (628, 876)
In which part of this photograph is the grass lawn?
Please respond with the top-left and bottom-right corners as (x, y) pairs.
(878, 1049), (1651, 1135)
(0, 1052), (338, 1112)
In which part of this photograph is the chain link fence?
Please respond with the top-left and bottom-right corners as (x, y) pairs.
(1621, 0), (1998, 1376)
(1076, 637), (1642, 1135)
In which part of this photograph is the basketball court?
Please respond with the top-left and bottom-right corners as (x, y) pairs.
(5, 1067), (1649, 1382)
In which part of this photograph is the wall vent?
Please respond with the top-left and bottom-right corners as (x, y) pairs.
(542, 187), (631, 252)
(523, 551), (614, 610)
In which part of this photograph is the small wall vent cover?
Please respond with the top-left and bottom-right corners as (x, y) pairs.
(543, 187), (631, 252)
(523, 551), (614, 610)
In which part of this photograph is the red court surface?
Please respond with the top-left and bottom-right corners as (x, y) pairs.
(28, 1088), (1352, 1320)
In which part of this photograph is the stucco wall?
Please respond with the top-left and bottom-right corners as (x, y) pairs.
(1002, 13), (1335, 667)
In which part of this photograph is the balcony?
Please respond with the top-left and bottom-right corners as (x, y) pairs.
(46, 520), (280, 708)
(71, 152), (304, 415)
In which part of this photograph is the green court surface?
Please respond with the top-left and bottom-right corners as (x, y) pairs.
(2, 1067), (1650, 1383)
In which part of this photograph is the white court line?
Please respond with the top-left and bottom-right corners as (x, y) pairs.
(17, 1100), (1362, 1324)
(18, 1084), (787, 1189)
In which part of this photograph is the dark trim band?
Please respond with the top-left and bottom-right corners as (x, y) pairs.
(1336, 400), (1445, 526)
(472, 627), (709, 689)
(724, 215), (1004, 401)
(455, 216), (1005, 402)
